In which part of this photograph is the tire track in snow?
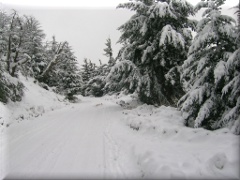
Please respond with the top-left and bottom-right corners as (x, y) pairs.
(5, 100), (125, 179)
(101, 104), (127, 179)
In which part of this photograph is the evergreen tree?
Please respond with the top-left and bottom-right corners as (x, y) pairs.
(61, 70), (82, 102)
(217, 3), (240, 134)
(178, 0), (237, 130)
(103, 37), (116, 67)
(84, 75), (106, 97)
(106, 0), (196, 106)
(81, 58), (97, 83)
(83, 38), (117, 97)
(39, 37), (82, 99)
(105, 60), (141, 95)
(80, 58), (99, 96)
(83, 60), (108, 97)
(0, 71), (24, 103)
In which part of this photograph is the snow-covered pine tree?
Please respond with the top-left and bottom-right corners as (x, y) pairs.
(105, 60), (141, 95)
(107, 0), (196, 106)
(216, 3), (240, 134)
(39, 37), (82, 98)
(178, 0), (237, 130)
(81, 58), (97, 83)
(80, 58), (99, 96)
(84, 38), (117, 97)
(0, 71), (24, 103)
(103, 37), (116, 67)
(60, 69), (82, 102)
(84, 75), (106, 97)
(84, 60), (108, 97)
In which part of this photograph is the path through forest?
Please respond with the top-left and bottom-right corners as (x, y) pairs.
(4, 98), (125, 179)
(2, 96), (239, 179)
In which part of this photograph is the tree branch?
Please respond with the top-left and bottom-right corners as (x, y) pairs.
(39, 41), (67, 78)
(6, 10), (17, 74)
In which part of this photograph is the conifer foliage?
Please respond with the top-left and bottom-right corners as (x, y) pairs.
(81, 58), (99, 96)
(82, 38), (116, 97)
(108, 0), (196, 106)
(178, 0), (239, 133)
(38, 37), (82, 100)
(0, 10), (44, 102)
(103, 37), (116, 67)
(0, 10), (82, 103)
(218, 2), (240, 134)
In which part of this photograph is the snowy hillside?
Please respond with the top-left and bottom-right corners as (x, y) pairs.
(1, 77), (239, 179)
(0, 74), (67, 131)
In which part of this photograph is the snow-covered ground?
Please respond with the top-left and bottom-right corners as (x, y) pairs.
(0, 78), (239, 179)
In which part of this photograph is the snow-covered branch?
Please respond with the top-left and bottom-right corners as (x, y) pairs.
(40, 41), (67, 78)
(10, 53), (32, 70)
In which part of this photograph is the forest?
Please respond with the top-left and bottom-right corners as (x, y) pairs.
(1, 0), (240, 179)
(1, 0), (239, 134)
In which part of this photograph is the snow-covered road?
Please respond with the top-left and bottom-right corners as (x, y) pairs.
(4, 98), (123, 179)
(2, 95), (239, 179)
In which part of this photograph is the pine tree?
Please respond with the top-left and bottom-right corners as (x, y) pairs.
(80, 58), (99, 96)
(178, 0), (237, 130)
(61, 71), (82, 102)
(106, 0), (196, 106)
(103, 37), (116, 67)
(84, 75), (106, 97)
(217, 2), (240, 134)
(81, 58), (97, 83)
(38, 37), (82, 98)
(83, 60), (108, 97)
(105, 60), (141, 95)
(0, 71), (24, 103)
(84, 38), (117, 97)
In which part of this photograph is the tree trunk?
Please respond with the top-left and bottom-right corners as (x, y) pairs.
(6, 11), (17, 75)
(39, 41), (66, 80)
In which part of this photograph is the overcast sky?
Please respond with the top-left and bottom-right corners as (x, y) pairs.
(0, 0), (238, 65)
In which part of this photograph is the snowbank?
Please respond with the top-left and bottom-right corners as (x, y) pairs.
(1, 83), (239, 179)
(106, 103), (240, 179)
(0, 102), (9, 131)
(3, 75), (69, 129)
(104, 92), (142, 110)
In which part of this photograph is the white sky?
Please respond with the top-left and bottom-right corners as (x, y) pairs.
(0, 0), (238, 65)
(0, 0), (237, 7)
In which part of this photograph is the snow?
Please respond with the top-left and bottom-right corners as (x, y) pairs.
(3, 74), (67, 129)
(139, 17), (148, 35)
(159, 25), (185, 48)
(214, 60), (226, 84)
(195, 98), (214, 128)
(0, 77), (239, 179)
(108, 104), (239, 179)
(196, 56), (207, 74)
(10, 53), (32, 70)
(149, 2), (177, 19)
(141, 46), (152, 63)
